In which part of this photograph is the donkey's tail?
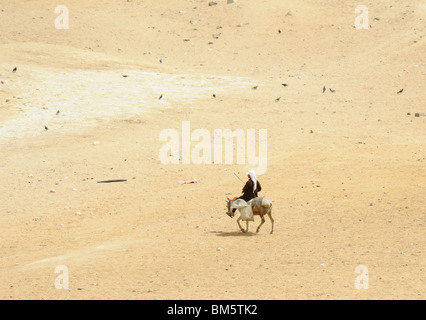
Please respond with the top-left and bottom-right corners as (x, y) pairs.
(268, 202), (273, 214)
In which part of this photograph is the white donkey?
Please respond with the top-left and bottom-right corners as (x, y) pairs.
(225, 197), (274, 234)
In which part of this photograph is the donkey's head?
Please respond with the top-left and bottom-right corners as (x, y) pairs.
(224, 198), (232, 214)
(224, 197), (249, 214)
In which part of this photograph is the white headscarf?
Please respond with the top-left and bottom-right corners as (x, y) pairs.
(247, 169), (257, 192)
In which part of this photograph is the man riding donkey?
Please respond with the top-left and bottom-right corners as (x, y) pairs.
(227, 169), (261, 218)
(225, 169), (274, 234)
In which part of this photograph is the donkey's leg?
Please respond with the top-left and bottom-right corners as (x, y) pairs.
(237, 217), (245, 233)
(256, 215), (266, 233)
(245, 221), (249, 233)
(268, 212), (274, 234)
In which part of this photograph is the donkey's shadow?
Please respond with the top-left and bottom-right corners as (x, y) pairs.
(210, 230), (257, 237)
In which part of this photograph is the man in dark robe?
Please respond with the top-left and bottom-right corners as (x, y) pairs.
(227, 170), (261, 217)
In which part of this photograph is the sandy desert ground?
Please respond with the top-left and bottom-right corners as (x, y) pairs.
(0, 0), (425, 300)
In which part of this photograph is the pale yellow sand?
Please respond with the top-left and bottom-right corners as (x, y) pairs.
(0, 0), (424, 299)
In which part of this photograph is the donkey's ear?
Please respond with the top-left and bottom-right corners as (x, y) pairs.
(224, 198), (229, 202)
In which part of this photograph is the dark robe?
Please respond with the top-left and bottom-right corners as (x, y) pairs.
(239, 179), (261, 202)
